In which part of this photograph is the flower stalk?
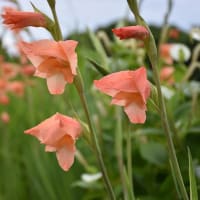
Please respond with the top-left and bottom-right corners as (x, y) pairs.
(74, 75), (116, 200)
(127, 0), (189, 199)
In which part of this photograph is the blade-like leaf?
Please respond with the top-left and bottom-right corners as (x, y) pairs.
(188, 148), (198, 200)
(87, 58), (109, 76)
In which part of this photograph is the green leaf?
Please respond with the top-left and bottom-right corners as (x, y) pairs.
(188, 148), (198, 200)
(87, 58), (109, 76)
(87, 28), (108, 68)
(139, 141), (167, 166)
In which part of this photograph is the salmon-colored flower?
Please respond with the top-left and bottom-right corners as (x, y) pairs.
(2, 7), (47, 30)
(19, 39), (78, 95)
(159, 44), (173, 65)
(24, 113), (82, 171)
(0, 112), (10, 124)
(1, 62), (19, 79)
(7, 81), (25, 97)
(112, 25), (149, 40)
(21, 65), (36, 76)
(94, 67), (150, 124)
(160, 66), (174, 85)
(0, 94), (9, 105)
(168, 28), (180, 39)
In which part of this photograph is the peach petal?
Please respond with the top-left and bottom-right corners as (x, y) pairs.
(124, 103), (146, 124)
(45, 145), (57, 152)
(56, 142), (75, 171)
(55, 113), (82, 139)
(59, 40), (78, 75)
(46, 73), (67, 95)
(20, 40), (66, 61)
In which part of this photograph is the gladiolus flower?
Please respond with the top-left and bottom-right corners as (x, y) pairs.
(0, 112), (10, 124)
(160, 66), (174, 85)
(21, 65), (36, 76)
(94, 67), (150, 124)
(168, 28), (180, 39)
(112, 25), (149, 40)
(19, 39), (78, 95)
(8, 81), (25, 97)
(24, 113), (82, 171)
(0, 94), (9, 105)
(2, 7), (47, 30)
(159, 44), (173, 65)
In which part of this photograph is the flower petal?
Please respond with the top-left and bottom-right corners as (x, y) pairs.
(56, 137), (75, 171)
(124, 102), (146, 124)
(59, 40), (78, 75)
(46, 73), (67, 95)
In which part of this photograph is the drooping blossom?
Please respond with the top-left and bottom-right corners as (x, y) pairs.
(159, 43), (173, 65)
(160, 66), (175, 85)
(19, 39), (78, 94)
(94, 67), (150, 124)
(112, 25), (149, 40)
(2, 7), (47, 30)
(24, 113), (82, 171)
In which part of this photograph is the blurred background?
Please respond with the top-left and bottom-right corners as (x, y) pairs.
(0, 0), (200, 200)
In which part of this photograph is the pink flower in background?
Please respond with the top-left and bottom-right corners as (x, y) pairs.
(7, 81), (25, 97)
(159, 44), (173, 65)
(112, 25), (149, 40)
(94, 67), (150, 124)
(21, 65), (36, 76)
(0, 112), (10, 124)
(160, 66), (175, 85)
(19, 39), (78, 95)
(168, 28), (180, 39)
(1, 62), (19, 80)
(2, 7), (47, 30)
(0, 94), (9, 105)
(24, 113), (82, 171)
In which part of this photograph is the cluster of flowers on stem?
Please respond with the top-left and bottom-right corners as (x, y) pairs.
(1, 3), (150, 171)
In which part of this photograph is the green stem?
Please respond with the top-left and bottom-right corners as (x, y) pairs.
(127, 1), (189, 199)
(158, 0), (173, 47)
(127, 125), (135, 200)
(74, 75), (116, 200)
(115, 108), (128, 200)
(47, 3), (115, 198)
(51, 6), (62, 41)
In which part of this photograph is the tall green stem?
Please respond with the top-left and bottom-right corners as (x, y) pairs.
(48, 2), (115, 198)
(74, 75), (116, 200)
(127, 126), (135, 200)
(127, 1), (189, 199)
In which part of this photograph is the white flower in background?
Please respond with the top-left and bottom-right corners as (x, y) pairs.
(81, 172), (102, 183)
(170, 43), (191, 62)
(161, 86), (175, 99)
(190, 27), (200, 41)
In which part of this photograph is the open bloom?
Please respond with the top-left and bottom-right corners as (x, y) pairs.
(2, 7), (47, 30)
(94, 67), (150, 124)
(24, 113), (82, 171)
(19, 39), (78, 94)
(112, 25), (149, 40)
